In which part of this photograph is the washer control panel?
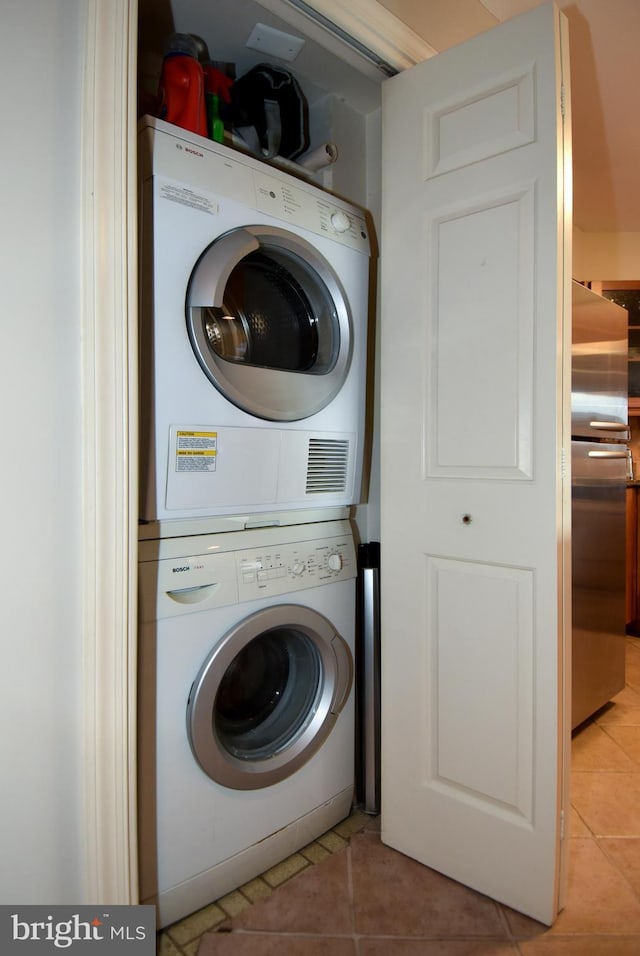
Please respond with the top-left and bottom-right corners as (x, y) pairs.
(140, 520), (357, 620)
(237, 532), (356, 600)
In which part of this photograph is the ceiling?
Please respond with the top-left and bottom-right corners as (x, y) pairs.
(139, 0), (640, 234)
(403, 0), (640, 234)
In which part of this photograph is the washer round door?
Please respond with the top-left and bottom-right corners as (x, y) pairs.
(186, 604), (353, 790)
(185, 226), (353, 422)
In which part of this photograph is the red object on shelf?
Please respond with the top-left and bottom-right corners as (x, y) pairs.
(204, 65), (233, 104)
(158, 54), (207, 137)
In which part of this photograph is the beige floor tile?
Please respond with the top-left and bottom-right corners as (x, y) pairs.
(299, 841), (332, 864)
(216, 890), (252, 919)
(261, 853), (309, 887)
(568, 806), (591, 837)
(332, 808), (370, 839)
(571, 771), (640, 835)
(362, 815), (381, 833)
(226, 846), (353, 936)
(599, 836), (640, 896)
(317, 831), (349, 854)
(625, 653), (640, 691)
(359, 942), (519, 955)
(518, 940), (640, 955)
(595, 684), (640, 726)
(571, 722), (635, 771)
(158, 933), (182, 956)
(184, 939), (203, 956)
(167, 902), (227, 945)
(238, 877), (272, 903)
(198, 935), (356, 956)
(502, 838), (640, 937)
(602, 724), (640, 764)
(350, 832), (506, 939)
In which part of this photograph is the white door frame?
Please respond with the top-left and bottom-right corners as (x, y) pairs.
(81, 0), (426, 905)
(255, 0), (436, 71)
(81, 0), (139, 903)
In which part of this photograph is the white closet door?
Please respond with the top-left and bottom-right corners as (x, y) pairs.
(380, 2), (572, 925)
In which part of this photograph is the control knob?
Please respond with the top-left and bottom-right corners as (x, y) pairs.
(328, 553), (343, 572)
(330, 211), (351, 234)
(291, 560), (306, 577)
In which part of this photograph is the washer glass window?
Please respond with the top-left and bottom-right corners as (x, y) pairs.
(215, 627), (322, 761)
(187, 604), (353, 789)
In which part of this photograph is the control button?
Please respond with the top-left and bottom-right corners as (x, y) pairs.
(328, 553), (343, 572)
(330, 211), (351, 234)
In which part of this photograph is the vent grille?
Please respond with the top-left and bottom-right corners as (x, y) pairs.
(306, 439), (350, 494)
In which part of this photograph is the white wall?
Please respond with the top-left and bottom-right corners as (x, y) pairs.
(0, 0), (87, 902)
(359, 106), (382, 544)
(573, 226), (640, 281)
(323, 96), (383, 544)
(377, 0), (497, 48)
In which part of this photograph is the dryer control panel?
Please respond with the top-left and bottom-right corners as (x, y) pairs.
(139, 116), (371, 256)
(253, 169), (369, 254)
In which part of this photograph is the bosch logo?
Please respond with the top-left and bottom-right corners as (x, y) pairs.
(175, 144), (204, 158)
(172, 566), (190, 573)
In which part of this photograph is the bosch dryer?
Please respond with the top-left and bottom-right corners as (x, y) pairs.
(137, 117), (372, 522)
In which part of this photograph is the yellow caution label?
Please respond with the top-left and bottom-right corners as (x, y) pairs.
(175, 430), (217, 473)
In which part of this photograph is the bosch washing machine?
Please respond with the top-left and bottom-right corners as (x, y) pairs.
(137, 519), (357, 927)
(137, 116), (372, 523)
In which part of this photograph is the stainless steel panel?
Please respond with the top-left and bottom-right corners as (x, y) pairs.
(571, 282), (628, 440)
(356, 543), (380, 814)
(571, 441), (626, 728)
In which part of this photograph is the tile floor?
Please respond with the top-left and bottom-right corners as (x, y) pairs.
(157, 636), (640, 956)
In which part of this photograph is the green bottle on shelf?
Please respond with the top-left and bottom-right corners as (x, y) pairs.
(208, 92), (225, 143)
(204, 66), (233, 144)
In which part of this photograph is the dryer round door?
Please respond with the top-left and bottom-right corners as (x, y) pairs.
(185, 226), (353, 421)
(186, 604), (353, 790)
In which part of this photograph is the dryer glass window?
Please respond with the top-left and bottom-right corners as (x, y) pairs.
(186, 226), (353, 421)
(203, 247), (339, 374)
(214, 627), (322, 761)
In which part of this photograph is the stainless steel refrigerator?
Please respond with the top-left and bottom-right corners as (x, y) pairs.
(571, 281), (629, 729)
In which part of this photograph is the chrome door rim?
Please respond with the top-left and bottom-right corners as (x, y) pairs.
(186, 604), (353, 790)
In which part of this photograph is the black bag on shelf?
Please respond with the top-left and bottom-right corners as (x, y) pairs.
(229, 63), (309, 160)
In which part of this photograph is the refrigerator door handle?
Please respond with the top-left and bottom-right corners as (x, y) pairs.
(587, 449), (629, 459)
(589, 421), (630, 437)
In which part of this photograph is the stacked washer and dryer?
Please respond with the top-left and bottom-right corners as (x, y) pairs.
(136, 116), (373, 927)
